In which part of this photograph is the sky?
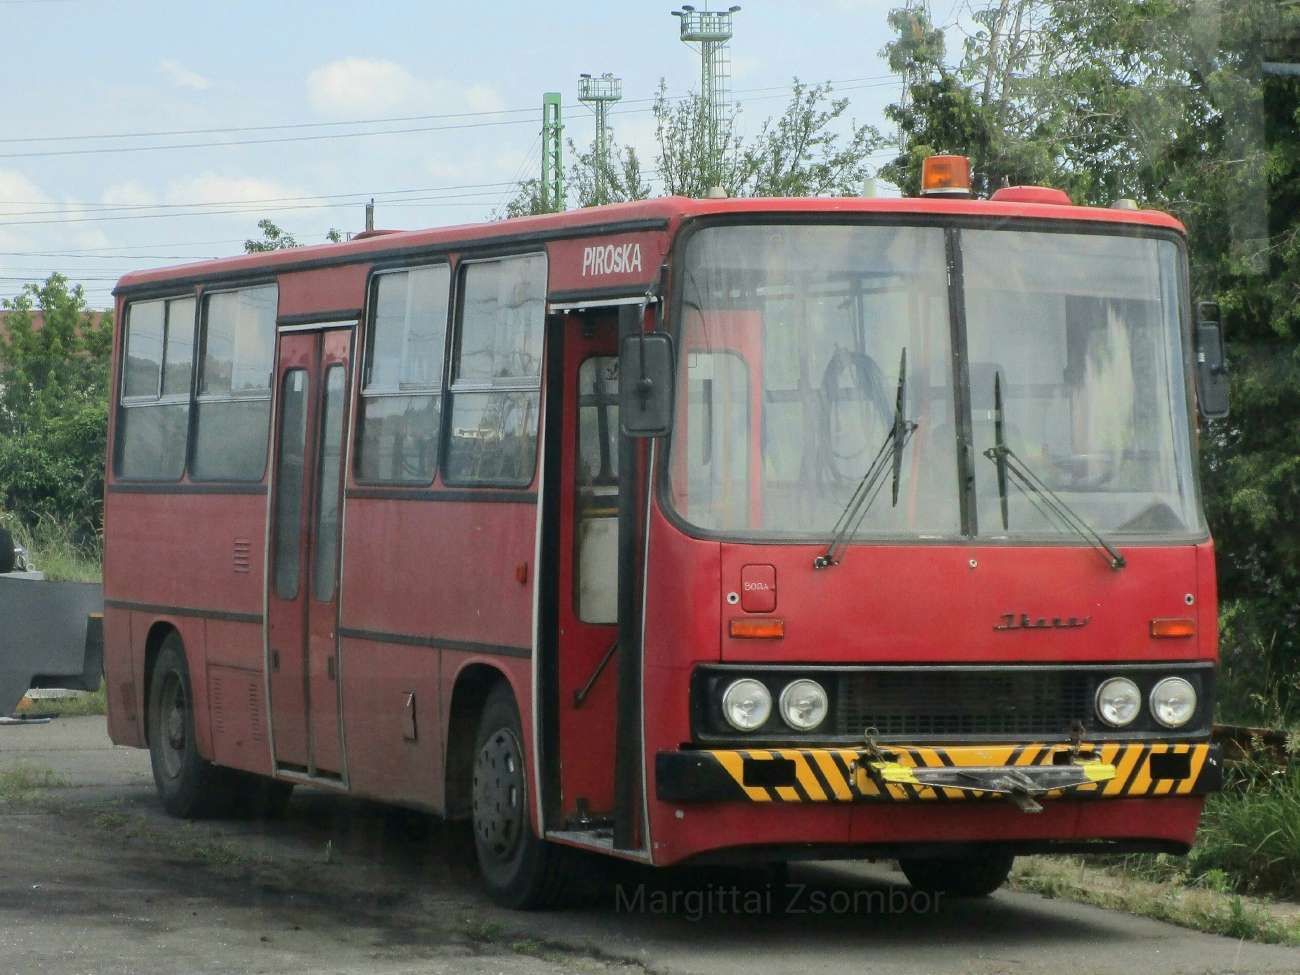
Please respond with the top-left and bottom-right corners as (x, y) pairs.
(0, 0), (967, 308)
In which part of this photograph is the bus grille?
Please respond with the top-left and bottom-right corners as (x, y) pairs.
(836, 669), (1094, 739)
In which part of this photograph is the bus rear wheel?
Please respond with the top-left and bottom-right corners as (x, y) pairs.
(147, 633), (239, 818)
(898, 851), (1015, 898)
(471, 682), (572, 909)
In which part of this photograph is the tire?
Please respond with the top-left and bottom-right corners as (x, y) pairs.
(147, 633), (239, 818)
(899, 851), (1015, 899)
(471, 682), (572, 909)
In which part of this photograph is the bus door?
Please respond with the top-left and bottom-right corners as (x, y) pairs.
(266, 324), (354, 779)
(555, 311), (621, 822)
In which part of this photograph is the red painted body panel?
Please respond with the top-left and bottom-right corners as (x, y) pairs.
(718, 542), (1209, 665)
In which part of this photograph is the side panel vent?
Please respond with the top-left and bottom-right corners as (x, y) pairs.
(233, 539), (252, 573)
(207, 665), (271, 775)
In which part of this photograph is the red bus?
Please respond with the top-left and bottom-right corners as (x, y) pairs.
(104, 159), (1227, 908)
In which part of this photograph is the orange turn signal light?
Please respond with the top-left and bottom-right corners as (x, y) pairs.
(921, 155), (972, 197)
(729, 618), (785, 640)
(1151, 618), (1195, 638)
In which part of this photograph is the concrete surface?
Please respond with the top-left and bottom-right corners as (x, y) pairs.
(1, 717), (1298, 975)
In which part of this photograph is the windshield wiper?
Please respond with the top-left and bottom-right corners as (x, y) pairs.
(984, 373), (1126, 570)
(814, 349), (917, 569)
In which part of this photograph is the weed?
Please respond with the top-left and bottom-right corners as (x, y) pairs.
(0, 766), (67, 803)
(164, 831), (249, 865)
(323, 839), (334, 864)
(3, 514), (102, 583)
(1012, 856), (1300, 946)
(21, 680), (107, 717)
(511, 939), (542, 956)
(465, 920), (502, 943)
(89, 809), (128, 830)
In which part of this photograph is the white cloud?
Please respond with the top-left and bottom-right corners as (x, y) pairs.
(0, 169), (48, 209)
(166, 172), (316, 214)
(306, 57), (505, 120)
(307, 57), (425, 116)
(101, 180), (158, 207)
(159, 58), (212, 91)
(463, 84), (505, 114)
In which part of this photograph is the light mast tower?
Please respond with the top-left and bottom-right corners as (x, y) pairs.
(577, 73), (623, 205)
(671, 4), (741, 173)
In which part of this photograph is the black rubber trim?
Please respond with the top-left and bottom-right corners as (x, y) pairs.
(114, 217), (672, 298)
(337, 625), (531, 659)
(549, 285), (650, 305)
(107, 481), (268, 496)
(103, 599), (262, 625)
(344, 487), (537, 504)
(656, 751), (749, 802)
(277, 310), (360, 327)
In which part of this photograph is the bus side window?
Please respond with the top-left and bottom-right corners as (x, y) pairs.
(116, 296), (195, 480)
(191, 285), (277, 481)
(445, 254), (547, 487)
(355, 265), (449, 484)
(575, 356), (619, 624)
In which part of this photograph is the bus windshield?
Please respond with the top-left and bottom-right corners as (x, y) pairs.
(667, 222), (1202, 542)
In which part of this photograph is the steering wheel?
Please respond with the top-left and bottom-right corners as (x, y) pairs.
(816, 348), (893, 481)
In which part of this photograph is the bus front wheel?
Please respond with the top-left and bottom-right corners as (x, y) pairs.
(898, 851), (1015, 898)
(471, 682), (572, 909)
(147, 633), (238, 818)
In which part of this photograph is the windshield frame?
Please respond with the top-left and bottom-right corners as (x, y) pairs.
(657, 212), (1207, 548)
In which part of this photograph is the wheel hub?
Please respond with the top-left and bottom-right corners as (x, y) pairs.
(158, 672), (187, 778)
(472, 728), (525, 863)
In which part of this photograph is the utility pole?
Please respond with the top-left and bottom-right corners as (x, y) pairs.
(541, 92), (564, 213)
(672, 4), (740, 181)
(578, 73), (622, 206)
(365, 198), (374, 232)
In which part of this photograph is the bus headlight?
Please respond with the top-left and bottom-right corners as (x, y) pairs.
(779, 679), (828, 731)
(1095, 677), (1141, 727)
(721, 679), (772, 731)
(1150, 677), (1197, 729)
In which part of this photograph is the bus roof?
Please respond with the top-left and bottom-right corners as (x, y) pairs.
(113, 194), (1187, 297)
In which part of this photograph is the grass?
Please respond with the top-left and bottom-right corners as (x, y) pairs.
(2, 514), (102, 583)
(0, 766), (67, 803)
(18, 680), (108, 717)
(1183, 767), (1300, 899)
(1012, 754), (1300, 946)
(1011, 856), (1300, 945)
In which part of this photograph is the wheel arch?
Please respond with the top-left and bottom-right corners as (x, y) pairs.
(141, 620), (182, 744)
(443, 661), (515, 820)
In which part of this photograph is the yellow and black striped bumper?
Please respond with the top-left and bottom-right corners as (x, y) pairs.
(656, 742), (1221, 803)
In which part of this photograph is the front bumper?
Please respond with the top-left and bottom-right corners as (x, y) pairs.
(657, 742), (1221, 804)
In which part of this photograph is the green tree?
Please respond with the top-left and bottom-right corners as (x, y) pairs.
(884, 0), (1300, 719)
(0, 274), (112, 532)
(244, 218), (299, 252)
(740, 80), (886, 197)
(568, 139), (652, 209)
(245, 220), (345, 251)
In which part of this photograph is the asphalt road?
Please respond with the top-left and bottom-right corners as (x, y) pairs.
(2, 716), (1298, 975)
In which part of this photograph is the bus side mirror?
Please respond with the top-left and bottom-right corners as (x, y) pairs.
(1195, 302), (1229, 420)
(619, 331), (676, 438)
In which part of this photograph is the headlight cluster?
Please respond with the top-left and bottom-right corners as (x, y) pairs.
(1095, 676), (1197, 729)
(721, 678), (828, 732)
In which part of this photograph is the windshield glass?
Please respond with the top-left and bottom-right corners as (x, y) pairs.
(668, 222), (1202, 542)
(963, 230), (1200, 537)
(668, 224), (961, 539)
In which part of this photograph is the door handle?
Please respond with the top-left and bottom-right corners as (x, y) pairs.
(327, 657), (336, 680)
(271, 650), (280, 672)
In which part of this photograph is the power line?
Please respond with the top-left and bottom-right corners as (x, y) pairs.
(0, 78), (901, 161)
